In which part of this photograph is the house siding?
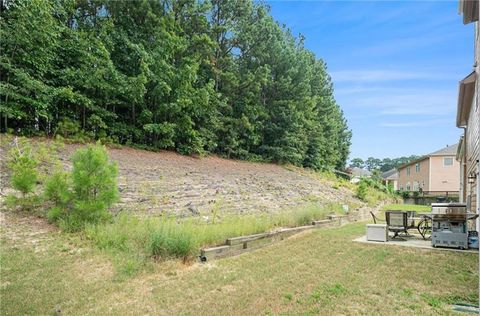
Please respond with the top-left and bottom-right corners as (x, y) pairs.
(397, 158), (430, 191)
(429, 156), (461, 192)
(466, 20), (479, 213)
(459, 20), (479, 214)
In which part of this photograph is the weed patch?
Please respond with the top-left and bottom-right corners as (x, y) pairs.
(85, 202), (344, 275)
(421, 293), (442, 308)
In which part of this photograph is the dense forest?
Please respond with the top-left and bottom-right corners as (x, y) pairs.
(0, 0), (351, 170)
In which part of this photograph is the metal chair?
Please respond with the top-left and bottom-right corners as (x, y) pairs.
(385, 211), (409, 239)
(370, 211), (384, 224)
(405, 211), (417, 229)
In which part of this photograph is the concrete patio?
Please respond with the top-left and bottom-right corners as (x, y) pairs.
(354, 234), (479, 254)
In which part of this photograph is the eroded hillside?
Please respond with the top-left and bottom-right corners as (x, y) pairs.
(0, 137), (366, 216)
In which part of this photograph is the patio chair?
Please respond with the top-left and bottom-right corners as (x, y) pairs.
(385, 211), (408, 240)
(405, 211), (417, 229)
(370, 211), (385, 224)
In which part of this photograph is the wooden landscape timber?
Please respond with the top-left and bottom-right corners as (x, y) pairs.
(199, 215), (347, 261)
(199, 203), (388, 262)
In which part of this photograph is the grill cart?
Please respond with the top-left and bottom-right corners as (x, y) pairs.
(430, 203), (478, 250)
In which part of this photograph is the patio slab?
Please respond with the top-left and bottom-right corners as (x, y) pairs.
(354, 235), (479, 254)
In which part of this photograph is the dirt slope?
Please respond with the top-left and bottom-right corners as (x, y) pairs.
(0, 137), (364, 216)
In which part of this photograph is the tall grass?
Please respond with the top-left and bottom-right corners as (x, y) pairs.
(85, 202), (344, 271)
(364, 186), (390, 206)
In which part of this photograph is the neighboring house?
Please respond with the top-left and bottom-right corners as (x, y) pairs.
(346, 167), (371, 183)
(381, 169), (398, 190)
(457, 0), (479, 217)
(397, 144), (460, 195)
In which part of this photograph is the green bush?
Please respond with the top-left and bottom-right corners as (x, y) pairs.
(46, 206), (65, 223)
(356, 179), (368, 201)
(44, 143), (119, 231)
(5, 139), (42, 212)
(400, 191), (410, 199)
(44, 171), (70, 207)
(5, 194), (41, 212)
(56, 119), (80, 138)
(71, 144), (118, 204)
(8, 141), (38, 197)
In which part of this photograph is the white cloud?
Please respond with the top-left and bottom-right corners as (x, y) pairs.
(330, 69), (457, 83)
(380, 119), (452, 128)
(337, 88), (457, 116)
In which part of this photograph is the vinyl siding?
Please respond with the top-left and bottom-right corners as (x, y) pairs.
(429, 156), (461, 192)
(472, 21), (479, 212)
(465, 21), (479, 213)
(397, 158), (430, 191)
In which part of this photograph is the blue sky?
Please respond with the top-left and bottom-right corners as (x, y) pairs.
(266, 0), (474, 160)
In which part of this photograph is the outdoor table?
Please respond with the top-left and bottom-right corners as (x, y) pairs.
(393, 211), (432, 240)
(412, 213), (432, 240)
(372, 211), (433, 240)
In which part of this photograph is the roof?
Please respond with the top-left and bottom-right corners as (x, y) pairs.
(349, 167), (372, 177)
(458, 0), (479, 24)
(381, 169), (398, 180)
(428, 143), (459, 156)
(456, 72), (476, 127)
(397, 143), (458, 170)
(397, 156), (428, 170)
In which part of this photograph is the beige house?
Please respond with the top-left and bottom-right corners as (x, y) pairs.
(381, 169), (398, 190)
(397, 144), (460, 195)
(457, 0), (479, 217)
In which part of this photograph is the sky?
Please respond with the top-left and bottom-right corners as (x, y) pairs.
(266, 0), (474, 160)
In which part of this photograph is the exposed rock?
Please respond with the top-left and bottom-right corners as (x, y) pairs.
(186, 202), (200, 216)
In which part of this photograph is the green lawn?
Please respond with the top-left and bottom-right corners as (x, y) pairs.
(1, 212), (477, 315)
(381, 203), (431, 212)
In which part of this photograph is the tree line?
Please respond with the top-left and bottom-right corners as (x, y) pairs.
(349, 155), (420, 172)
(0, 0), (351, 170)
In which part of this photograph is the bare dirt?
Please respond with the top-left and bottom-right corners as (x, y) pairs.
(0, 137), (365, 217)
(66, 145), (364, 216)
(0, 211), (57, 253)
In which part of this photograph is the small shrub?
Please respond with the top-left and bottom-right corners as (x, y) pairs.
(71, 143), (119, 209)
(46, 206), (65, 223)
(386, 183), (394, 194)
(44, 171), (70, 207)
(8, 140), (38, 197)
(5, 194), (41, 212)
(400, 191), (410, 199)
(356, 179), (368, 201)
(5, 139), (42, 212)
(45, 143), (119, 231)
(56, 119), (80, 138)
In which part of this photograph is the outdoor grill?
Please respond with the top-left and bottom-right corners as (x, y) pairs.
(430, 203), (475, 249)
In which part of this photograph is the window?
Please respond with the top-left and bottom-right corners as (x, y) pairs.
(444, 157), (453, 166)
(415, 163), (420, 173)
(406, 182), (411, 191)
(399, 185), (403, 191)
(406, 167), (410, 175)
(413, 181), (419, 191)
